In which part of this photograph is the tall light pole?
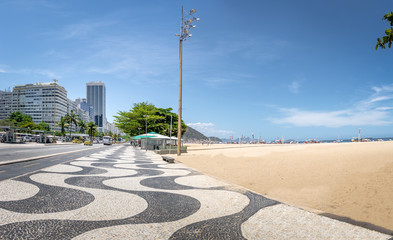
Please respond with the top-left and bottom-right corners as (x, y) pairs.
(53, 79), (58, 137)
(175, 6), (199, 156)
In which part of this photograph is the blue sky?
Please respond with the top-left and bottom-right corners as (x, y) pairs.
(1, 0), (393, 140)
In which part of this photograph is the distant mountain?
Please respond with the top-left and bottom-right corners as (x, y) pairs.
(183, 127), (222, 142)
(207, 136), (223, 142)
(183, 126), (208, 141)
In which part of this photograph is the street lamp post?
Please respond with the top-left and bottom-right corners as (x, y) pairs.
(176, 6), (199, 156)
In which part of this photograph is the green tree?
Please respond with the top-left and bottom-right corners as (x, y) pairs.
(114, 102), (187, 137)
(95, 131), (104, 138)
(78, 119), (87, 134)
(108, 131), (113, 137)
(0, 119), (16, 127)
(57, 116), (68, 137)
(21, 121), (36, 130)
(376, 11), (393, 50)
(8, 111), (34, 127)
(36, 121), (51, 131)
(87, 121), (97, 140)
(65, 110), (79, 137)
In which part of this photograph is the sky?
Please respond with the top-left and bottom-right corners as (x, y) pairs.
(1, 0), (393, 141)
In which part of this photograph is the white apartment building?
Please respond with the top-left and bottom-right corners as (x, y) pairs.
(1, 81), (114, 134)
(74, 98), (93, 123)
(106, 122), (120, 135)
(0, 90), (14, 120)
(12, 82), (68, 131)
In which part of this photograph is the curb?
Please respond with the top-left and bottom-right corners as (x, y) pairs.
(0, 145), (104, 166)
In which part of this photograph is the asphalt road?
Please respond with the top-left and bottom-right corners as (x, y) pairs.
(0, 144), (113, 181)
(0, 142), (107, 163)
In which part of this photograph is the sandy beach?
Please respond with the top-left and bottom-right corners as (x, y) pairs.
(171, 141), (393, 233)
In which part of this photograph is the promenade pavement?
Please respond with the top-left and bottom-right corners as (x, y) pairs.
(0, 145), (391, 239)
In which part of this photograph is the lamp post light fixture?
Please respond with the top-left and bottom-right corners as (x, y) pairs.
(175, 6), (199, 156)
(143, 115), (149, 151)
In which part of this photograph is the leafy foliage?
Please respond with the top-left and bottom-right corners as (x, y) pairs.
(57, 116), (68, 137)
(376, 11), (393, 50)
(114, 102), (187, 137)
(64, 110), (79, 136)
(0, 119), (16, 127)
(87, 121), (97, 139)
(6, 111), (51, 131)
(36, 121), (51, 131)
(78, 119), (87, 133)
(8, 111), (33, 128)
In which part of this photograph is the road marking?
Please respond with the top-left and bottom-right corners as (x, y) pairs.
(24, 163), (40, 168)
(50, 158), (60, 162)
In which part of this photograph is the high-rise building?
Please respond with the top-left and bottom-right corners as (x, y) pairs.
(0, 89), (14, 120)
(86, 82), (106, 132)
(76, 98), (94, 122)
(12, 82), (68, 131)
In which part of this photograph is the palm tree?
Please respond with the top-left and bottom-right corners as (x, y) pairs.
(78, 119), (87, 134)
(57, 116), (69, 137)
(87, 121), (97, 141)
(66, 110), (78, 139)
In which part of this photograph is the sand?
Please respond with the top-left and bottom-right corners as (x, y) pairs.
(170, 141), (393, 232)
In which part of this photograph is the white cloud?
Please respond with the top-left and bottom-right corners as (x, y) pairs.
(188, 122), (215, 128)
(288, 81), (300, 94)
(187, 122), (234, 138)
(82, 36), (176, 80)
(6, 68), (59, 79)
(271, 108), (390, 127)
(0, 64), (8, 73)
(271, 85), (393, 128)
(58, 21), (116, 39)
(203, 78), (236, 87)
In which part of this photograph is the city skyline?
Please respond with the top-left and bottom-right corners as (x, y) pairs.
(0, 80), (120, 134)
(1, 1), (393, 140)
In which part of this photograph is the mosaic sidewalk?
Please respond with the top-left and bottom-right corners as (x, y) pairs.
(0, 146), (391, 239)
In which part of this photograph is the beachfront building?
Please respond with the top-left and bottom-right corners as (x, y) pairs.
(106, 122), (120, 135)
(86, 81), (106, 132)
(0, 89), (14, 120)
(76, 98), (94, 122)
(0, 81), (104, 133)
(12, 81), (69, 131)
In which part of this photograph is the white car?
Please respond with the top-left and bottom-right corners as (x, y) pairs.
(103, 136), (113, 145)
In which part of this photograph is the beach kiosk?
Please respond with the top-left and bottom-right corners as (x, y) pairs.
(133, 132), (184, 153)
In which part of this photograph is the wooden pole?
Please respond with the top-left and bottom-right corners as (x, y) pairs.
(177, 6), (183, 156)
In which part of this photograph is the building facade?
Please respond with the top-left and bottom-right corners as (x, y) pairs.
(0, 81), (115, 134)
(0, 90), (14, 120)
(106, 122), (120, 135)
(12, 82), (68, 131)
(76, 98), (94, 122)
(86, 82), (106, 132)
